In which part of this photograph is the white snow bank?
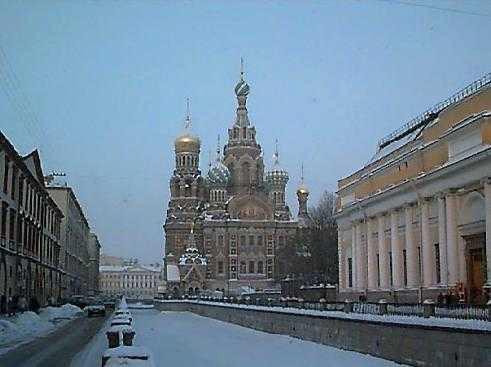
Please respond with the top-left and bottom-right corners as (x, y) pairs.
(128, 303), (154, 310)
(0, 304), (82, 354)
(157, 300), (491, 332)
(39, 304), (83, 322)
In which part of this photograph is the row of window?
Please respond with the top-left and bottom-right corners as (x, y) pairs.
(100, 281), (158, 289)
(2, 155), (60, 236)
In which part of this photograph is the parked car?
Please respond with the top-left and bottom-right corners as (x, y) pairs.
(86, 304), (106, 317)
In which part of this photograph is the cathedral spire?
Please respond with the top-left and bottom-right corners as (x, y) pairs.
(234, 58), (250, 127)
(184, 97), (191, 130)
(273, 139), (280, 167)
(216, 134), (221, 162)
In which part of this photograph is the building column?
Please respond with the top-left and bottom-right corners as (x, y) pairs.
(391, 210), (403, 289)
(437, 195), (448, 286)
(405, 204), (418, 288)
(367, 217), (377, 290)
(351, 224), (357, 289)
(338, 228), (346, 291)
(421, 198), (434, 287)
(355, 221), (366, 290)
(446, 191), (459, 286)
(484, 178), (491, 288)
(378, 214), (389, 290)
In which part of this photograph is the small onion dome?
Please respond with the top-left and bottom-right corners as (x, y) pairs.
(207, 161), (231, 187)
(174, 133), (200, 153)
(234, 78), (250, 97)
(297, 183), (309, 195)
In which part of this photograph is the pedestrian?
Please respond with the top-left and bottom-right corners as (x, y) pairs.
(8, 296), (15, 316)
(18, 296), (27, 312)
(0, 294), (6, 314)
(29, 297), (40, 313)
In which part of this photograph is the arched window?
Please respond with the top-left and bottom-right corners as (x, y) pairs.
(240, 261), (246, 274)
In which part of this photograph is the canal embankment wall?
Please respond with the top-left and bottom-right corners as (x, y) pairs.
(154, 300), (491, 367)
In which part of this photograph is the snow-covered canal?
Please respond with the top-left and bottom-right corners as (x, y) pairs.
(72, 309), (402, 367)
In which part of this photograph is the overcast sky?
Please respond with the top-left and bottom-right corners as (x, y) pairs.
(1, 0), (490, 263)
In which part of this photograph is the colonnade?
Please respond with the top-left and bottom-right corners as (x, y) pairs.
(339, 179), (491, 293)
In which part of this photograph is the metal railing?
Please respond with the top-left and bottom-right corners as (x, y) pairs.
(377, 72), (491, 150)
(183, 296), (491, 321)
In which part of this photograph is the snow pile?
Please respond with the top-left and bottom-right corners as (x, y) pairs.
(128, 303), (154, 310)
(119, 297), (129, 310)
(0, 305), (82, 353)
(0, 311), (54, 350)
(39, 304), (83, 322)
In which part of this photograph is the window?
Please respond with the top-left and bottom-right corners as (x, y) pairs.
(3, 157), (9, 193)
(1, 203), (7, 240)
(348, 258), (353, 288)
(248, 235), (254, 246)
(257, 261), (263, 274)
(434, 243), (441, 284)
(218, 235), (223, 247)
(240, 261), (246, 274)
(9, 209), (15, 241)
(240, 235), (246, 247)
(257, 235), (263, 246)
(403, 249), (408, 286)
(218, 261), (224, 274)
(248, 261), (254, 273)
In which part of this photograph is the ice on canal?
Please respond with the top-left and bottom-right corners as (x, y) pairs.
(71, 309), (403, 367)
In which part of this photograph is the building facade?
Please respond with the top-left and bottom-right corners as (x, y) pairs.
(164, 67), (313, 296)
(336, 74), (491, 304)
(99, 264), (162, 299)
(46, 186), (90, 298)
(0, 131), (63, 309)
(87, 232), (101, 296)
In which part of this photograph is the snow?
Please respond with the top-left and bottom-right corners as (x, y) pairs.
(72, 309), (404, 367)
(128, 303), (154, 310)
(157, 300), (491, 332)
(0, 304), (82, 355)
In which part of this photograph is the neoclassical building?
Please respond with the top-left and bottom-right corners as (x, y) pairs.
(163, 67), (313, 296)
(336, 74), (491, 304)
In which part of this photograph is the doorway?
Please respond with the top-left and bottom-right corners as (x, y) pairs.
(465, 233), (486, 304)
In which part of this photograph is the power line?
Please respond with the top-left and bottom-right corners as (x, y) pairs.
(374, 0), (491, 18)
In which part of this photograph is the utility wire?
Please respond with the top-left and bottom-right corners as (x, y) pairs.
(374, 0), (491, 18)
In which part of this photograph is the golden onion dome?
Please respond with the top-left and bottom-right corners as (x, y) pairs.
(297, 184), (309, 195)
(174, 133), (200, 153)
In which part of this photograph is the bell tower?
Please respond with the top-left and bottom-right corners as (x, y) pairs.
(223, 59), (265, 194)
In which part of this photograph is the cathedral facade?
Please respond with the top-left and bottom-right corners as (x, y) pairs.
(163, 69), (313, 296)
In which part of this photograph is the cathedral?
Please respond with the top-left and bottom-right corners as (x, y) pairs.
(163, 66), (313, 296)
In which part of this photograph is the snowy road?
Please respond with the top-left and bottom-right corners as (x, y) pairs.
(72, 309), (403, 367)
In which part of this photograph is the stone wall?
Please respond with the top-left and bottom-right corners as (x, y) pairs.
(155, 301), (491, 367)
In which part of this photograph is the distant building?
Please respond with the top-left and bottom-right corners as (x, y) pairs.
(335, 74), (491, 304)
(87, 233), (101, 296)
(100, 253), (124, 266)
(46, 185), (90, 298)
(99, 263), (162, 299)
(0, 131), (63, 307)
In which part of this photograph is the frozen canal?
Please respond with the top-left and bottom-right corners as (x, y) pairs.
(71, 309), (403, 367)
